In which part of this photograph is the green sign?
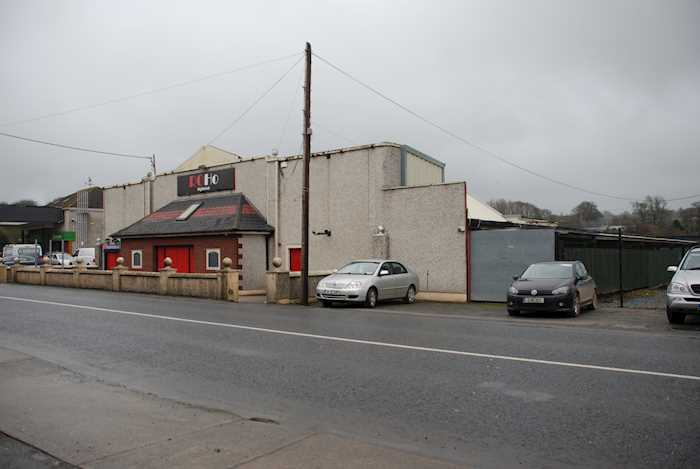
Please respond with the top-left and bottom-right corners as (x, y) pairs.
(52, 231), (76, 241)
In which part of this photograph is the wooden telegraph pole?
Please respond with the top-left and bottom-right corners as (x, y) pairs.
(301, 42), (312, 305)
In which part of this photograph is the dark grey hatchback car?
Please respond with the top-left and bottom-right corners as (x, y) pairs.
(507, 261), (597, 317)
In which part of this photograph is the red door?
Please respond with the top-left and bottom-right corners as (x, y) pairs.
(105, 252), (120, 270)
(156, 246), (192, 273)
(289, 247), (301, 272)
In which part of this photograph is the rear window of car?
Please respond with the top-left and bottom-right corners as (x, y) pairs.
(521, 263), (573, 279)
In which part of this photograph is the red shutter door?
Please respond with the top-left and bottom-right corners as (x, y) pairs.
(105, 252), (119, 270)
(156, 246), (192, 273)
(289, 247), (301, 272)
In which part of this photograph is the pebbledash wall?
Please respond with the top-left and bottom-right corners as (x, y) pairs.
(103, 142), (468, 296)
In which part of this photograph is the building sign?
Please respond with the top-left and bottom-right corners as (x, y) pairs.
(177, 169), (235, 196)
(52, 231), (76, 241)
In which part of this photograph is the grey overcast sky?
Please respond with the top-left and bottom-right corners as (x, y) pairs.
(0, 0), (698, 214)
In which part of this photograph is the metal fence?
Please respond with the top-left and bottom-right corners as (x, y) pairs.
(471, 228), (555, 301)
(556, 231), (691, 294)
(468, 228), (694, 302)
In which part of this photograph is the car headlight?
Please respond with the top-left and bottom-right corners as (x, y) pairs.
(346, 280), (363, 289)
(552, 286), (569, 295)
(508, 286), (518, 295)
(668, 282), (688, 294)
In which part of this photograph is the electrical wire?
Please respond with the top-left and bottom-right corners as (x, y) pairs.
(312, 120), (355, 146)
(207, 56), (303, 145)
(313, 52), (700, 203)
(0, 131), (151, 160)
(1, 53), (301, 128)
(275, 63), (305, 152)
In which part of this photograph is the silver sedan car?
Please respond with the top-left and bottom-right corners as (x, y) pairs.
(316, 259), (419, 308)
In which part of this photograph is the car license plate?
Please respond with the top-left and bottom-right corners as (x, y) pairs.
(523, 297), (544, 304)
(323, 289), (341, 295)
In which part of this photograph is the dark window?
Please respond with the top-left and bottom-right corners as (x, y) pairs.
(391, 262), (407, 274)
(131, 250), (142, 268)
(206, 249), (221, 270)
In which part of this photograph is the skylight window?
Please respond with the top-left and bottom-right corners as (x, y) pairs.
(176, 203), (202, 221)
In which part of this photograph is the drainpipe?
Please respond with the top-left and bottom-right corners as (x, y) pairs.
(274, 153), (281, 259)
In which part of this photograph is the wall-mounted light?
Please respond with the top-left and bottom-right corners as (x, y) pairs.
(457, 226), (466, 233)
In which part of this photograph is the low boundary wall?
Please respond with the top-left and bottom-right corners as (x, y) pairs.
(1, 260), (241, 302)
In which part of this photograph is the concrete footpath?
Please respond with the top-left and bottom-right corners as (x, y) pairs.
(0, 346), (460, 469)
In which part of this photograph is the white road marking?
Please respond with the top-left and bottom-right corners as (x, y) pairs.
(2, 295), (699, 382)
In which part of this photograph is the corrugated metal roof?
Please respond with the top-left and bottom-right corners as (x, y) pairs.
(467, 195), (507, 223)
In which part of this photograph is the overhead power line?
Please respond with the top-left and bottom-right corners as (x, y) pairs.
(0, 131), (151, 160)
(207, 55), (304, 145)
(1, 53), (301, 128)
(313, 52), (700, 203)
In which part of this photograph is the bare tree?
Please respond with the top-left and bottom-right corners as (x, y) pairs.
(572, 201), (603, 226)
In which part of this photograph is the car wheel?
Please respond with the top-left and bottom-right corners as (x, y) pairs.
(568, 294), (581, 318)
(403, 285), (417, 304)
(589, 290), (598, 310)
(507, 309), (520, 316)
(365, 287), (378, 308)
(666, 307), (685, 324)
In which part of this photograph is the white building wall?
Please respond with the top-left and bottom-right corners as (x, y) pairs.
(405, 153), (443, 186)
(103, 182), (150, 239)
(240, 235), (268, 290)
(276, 145), (402, 273)
(382, 182), (467, 294)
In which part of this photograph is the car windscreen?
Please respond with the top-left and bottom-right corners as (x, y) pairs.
(18, 247), (40, 256)
(680, 250), (700, 270)
(521, 263), (573, 279)
(337, 262), (379, 275)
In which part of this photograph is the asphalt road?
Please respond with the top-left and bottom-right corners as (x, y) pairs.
(1, 284), (699, 468)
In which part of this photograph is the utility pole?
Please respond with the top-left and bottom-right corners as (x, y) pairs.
(301, 42), (312, 305)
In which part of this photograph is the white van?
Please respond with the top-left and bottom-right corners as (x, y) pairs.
(73, 247), (97, 266)
(2, 244), (43, 265)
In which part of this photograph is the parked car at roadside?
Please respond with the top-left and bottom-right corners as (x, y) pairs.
(73, 247), (97, 267)
(665, 246), (700, 324)
(507, 261), (597, 317)
(49, 252), (74, 267)
(316, 259), (419, 308)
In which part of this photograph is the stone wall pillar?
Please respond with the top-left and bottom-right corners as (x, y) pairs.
(0, 265), (7, 284)
(220, 257), (240, 302)
(73, 258), (87, 288)
(39, 257), (50, 286)
(266, 271), (290, 304)
(111, 257), (127, 292)
(8, 264), (19, 283)
(159, 257), (176, 295)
